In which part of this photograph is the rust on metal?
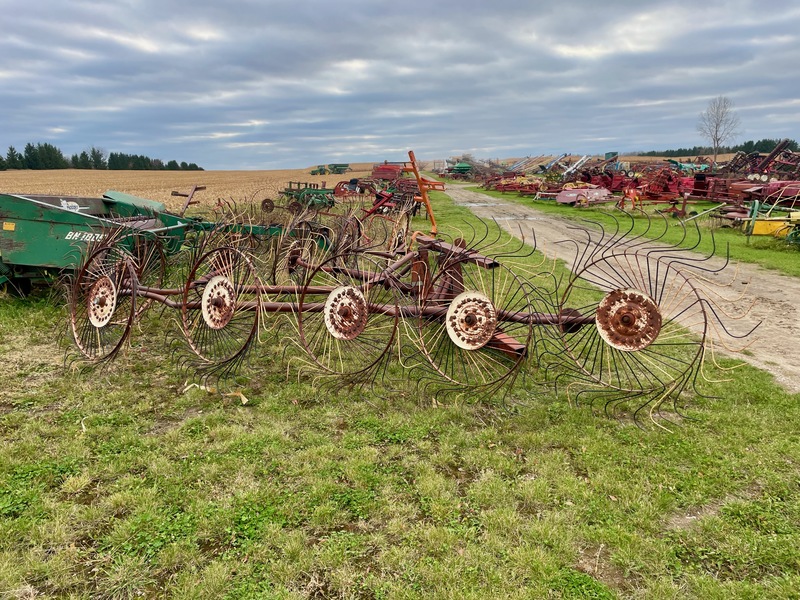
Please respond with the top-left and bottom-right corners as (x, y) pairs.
(323, 286), (369, 340)
(445, 291), (498, 350)
(558, 307), (585, 334)
(414, 234), (500, 269)
(201, 275), (236, 330)
(595, 288), (662, 351)
(87, 276), (117, 327)
(485, 330), (527, 358)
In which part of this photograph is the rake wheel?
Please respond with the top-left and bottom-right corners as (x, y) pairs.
(271, 224), (326, 287)
(181, 246), (262, 367)
(332, 215), (362, 268)
(127, 234), (166, 317)
(333, 215), (361, 254)
(389, 212), (411, 254)
(558, 254), (708, 395)
(69, 244), (137, 362)
(417, 257), (533, 390)
(297, 253), (399, 377)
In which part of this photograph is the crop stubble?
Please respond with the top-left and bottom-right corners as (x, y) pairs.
(0, 163), (375, 212)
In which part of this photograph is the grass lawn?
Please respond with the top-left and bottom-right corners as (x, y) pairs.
(0, 191), (798, 599)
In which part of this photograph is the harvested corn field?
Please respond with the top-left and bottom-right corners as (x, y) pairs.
(0, 164), (375, 211)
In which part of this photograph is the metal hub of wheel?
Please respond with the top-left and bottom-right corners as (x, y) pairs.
(201, 275), (236, 330)
(87, 276), (117, 328)
(595, 288), (662, 351)
(445, 291), (497, 350)
(323, 286), (369, 340)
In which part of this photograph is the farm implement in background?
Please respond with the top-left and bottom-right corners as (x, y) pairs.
(0, 151), (436, 293)
(310, 163), (352, 175)
(740, 200), (800, 244)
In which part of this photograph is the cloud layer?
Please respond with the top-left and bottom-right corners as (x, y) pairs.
(2, 0), (798, 169)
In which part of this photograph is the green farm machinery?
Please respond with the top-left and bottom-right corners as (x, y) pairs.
(309, 164), (351, 176)
(0, 190), (194, 293)
(327, 163), (351, 174)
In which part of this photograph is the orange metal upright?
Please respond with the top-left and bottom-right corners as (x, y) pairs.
(405, 150), (439, 235)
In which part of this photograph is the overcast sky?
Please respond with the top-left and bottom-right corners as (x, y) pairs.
(2, 0), (799, 170)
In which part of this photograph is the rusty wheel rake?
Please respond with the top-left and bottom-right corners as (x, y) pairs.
(331, 215), (362, 262)
(271, 226), (327, 287)
(62, 202), (755, 420)
(69, 244), (138, 362)
(127, 234), (167, 317)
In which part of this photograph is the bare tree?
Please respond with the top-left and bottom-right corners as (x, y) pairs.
(697, 96), (741, 166)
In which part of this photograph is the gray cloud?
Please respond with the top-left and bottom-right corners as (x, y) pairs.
(1, 0), (798, 168)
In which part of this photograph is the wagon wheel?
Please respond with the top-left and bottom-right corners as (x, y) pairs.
(297, 253), (399, 377)
(557, 254), (708, 394)
(69, 244), (137, 362)
(181, 246), (262, 368)
(417, 257), (533, 389)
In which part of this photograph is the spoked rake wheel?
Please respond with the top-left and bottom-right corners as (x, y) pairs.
(389, 213), (412, 254)
(271, 226), (326, 288)
(297, 253), (399, 378)
(69, 244), (138, 362)
(332, 215), (362, 262)
(558, 254), (708, 397)
(181, 247), (262, 371)
(417, 257), (533, 391)
(124, 234), (167, 317)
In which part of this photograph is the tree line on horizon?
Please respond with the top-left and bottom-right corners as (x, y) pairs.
(0, 142), (203, 171)
(635, 138), (798, 159)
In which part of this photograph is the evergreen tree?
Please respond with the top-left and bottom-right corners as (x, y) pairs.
(36, 143), (69, 169)
(1, 143), (201, 171)
(78, 151), (91, 169)
(6, 146), (22, 169)
(90, 147), (107, 169)
(23, 143), (41, 169)
(107, 152), (122, 169)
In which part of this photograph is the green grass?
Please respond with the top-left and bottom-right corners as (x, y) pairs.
(0, 192), (798, 599)
(469, 186), (800, 278)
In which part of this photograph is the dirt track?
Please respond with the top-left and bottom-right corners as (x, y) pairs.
(444, 184), (800, 393)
